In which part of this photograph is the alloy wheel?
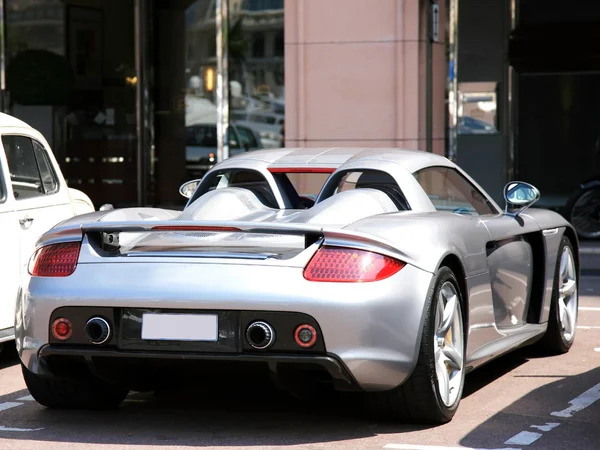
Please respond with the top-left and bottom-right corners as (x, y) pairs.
(434, 281), (464, 408)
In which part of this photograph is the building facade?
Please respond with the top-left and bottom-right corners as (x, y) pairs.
(0, 0), (596, 211)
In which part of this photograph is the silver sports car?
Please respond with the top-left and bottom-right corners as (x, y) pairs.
(16, 147), (579, 424)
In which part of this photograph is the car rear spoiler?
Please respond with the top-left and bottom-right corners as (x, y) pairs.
(42, 220), (410, 263)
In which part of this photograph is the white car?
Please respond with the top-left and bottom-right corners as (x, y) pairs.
(0, 113), (94, 348)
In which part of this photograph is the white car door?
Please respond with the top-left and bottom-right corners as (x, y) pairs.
(0, 150), (19, 335)
(1, 133), (74, 282)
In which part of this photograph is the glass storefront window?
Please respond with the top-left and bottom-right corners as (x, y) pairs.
(6, 0), (138, 209)
(1, 0), (285, 209)
(228, 0), (285, 150)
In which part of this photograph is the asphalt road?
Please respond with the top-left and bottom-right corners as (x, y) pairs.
(1, 266), (600, 449)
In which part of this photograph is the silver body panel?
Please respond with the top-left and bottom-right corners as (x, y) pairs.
(16, 147), (579, 391)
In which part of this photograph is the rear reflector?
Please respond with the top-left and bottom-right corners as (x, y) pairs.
(29, 242), (81, 277)
(303, 246), (405, 282)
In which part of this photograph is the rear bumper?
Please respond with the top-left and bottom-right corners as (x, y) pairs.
(16, 261), (434, 391)
(37, 345), (361, 391)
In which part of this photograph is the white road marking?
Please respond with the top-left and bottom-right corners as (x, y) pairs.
(0, 402), (23, 412)
(383, 445), (521, 450)
(16, 395), (34, 401)
(594, 348), (600, 352)
(578, 306), (600, 311)
(530, 422), (560, 432)
(504, 431), (542, 446)
(576, 326), (600, 329)
(0, 426), (43, 432)
(551, 383), (600, 418)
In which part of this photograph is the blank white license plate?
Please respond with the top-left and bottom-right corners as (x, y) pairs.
(141, 313), (218, 341)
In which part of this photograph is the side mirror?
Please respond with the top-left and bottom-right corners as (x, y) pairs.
(179, 179), (201, 199)
(503, 181), (540, 216)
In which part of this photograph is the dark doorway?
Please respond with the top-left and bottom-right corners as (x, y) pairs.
(509, 0), (600, 211)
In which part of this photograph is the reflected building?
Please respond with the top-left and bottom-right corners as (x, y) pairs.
(0, 0), (285, 210)
(0, 0), (596, 212)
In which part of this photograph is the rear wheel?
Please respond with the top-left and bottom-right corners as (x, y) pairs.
(364, 266), (466, 424)
(22, 363), (129, 410)
(535, 236), (578, 354)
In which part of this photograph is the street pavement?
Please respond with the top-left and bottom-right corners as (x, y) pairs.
(1, 251), (600, 449)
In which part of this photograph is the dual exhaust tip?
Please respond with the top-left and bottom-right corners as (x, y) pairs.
(246, 321), (276, 350)
(85, 317), (111, 345)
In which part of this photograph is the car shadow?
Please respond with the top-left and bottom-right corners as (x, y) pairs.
(459, 364), (600, 450)
(0, 346), (538, 447)
(0, 341), (18, 370)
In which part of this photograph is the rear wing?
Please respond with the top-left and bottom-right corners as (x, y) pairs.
(38, 219), (409, 262)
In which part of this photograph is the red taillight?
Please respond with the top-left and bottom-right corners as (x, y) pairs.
(29, 242), (81, 277)
(303, 246), (405, 282)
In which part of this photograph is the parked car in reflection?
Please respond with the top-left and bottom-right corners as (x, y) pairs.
(186, 123), (264, 179)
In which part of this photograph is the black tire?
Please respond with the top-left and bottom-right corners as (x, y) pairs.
(534, 236), (578, 355)
(564, 185), (600, 240)
(21, 363), (129, 410)
(363, 266), (466, 424)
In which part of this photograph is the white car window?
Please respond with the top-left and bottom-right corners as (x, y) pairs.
(3, 135), (59, 201)
(32, 140), (59, 194)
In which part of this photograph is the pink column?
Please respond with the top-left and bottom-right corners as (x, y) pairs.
(284, 0), (447, 155)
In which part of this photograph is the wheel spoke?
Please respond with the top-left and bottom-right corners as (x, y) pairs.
(442, 343), (463, 370)
(558, 298), (568, 330)
(560, 279), (576, 298)
(563, 303), (574, 335)
(438, 293), (457, 336)
(560, 250), (569, 280)
(435, 353), (450, 405)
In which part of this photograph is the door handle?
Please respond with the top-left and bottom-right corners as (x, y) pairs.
(19, 217), (34, 229)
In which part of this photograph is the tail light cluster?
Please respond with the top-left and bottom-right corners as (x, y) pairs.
(29, 242), (81, 277)
(303, 246), (405, 282)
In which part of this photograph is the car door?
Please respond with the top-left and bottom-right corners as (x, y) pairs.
(1, 133), (73, 274)
(480, 210), (541, 329)
(0, 148), (20, 334)
(413, 166), (539, 330)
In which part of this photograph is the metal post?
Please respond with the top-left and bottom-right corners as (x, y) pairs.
(0, 0), (7, 112)
(426, 0), (434, 153)
(135, 0), (148, 206)
(446, 0), (459, 161)
(216, 0), (229, 163)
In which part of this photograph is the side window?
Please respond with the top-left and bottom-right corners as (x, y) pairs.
(2, 135), (59, 200)
(3, 135), (44, 200)
(0, 163), (5, 204)
(32, 140), (59, 194)
(414, 167), (496, 215)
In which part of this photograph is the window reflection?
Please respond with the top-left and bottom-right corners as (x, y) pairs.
(6, 0), (137, 209)
(228, 0), (285, 149)
(457, 82), (498, 135)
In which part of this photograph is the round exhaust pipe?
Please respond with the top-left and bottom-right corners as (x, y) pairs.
(246, 321), (275, 349)
(85, 317), (111, 345)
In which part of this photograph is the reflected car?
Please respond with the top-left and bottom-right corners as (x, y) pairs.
(185, 123), (264, 179)
(16, 147), (579, 424)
